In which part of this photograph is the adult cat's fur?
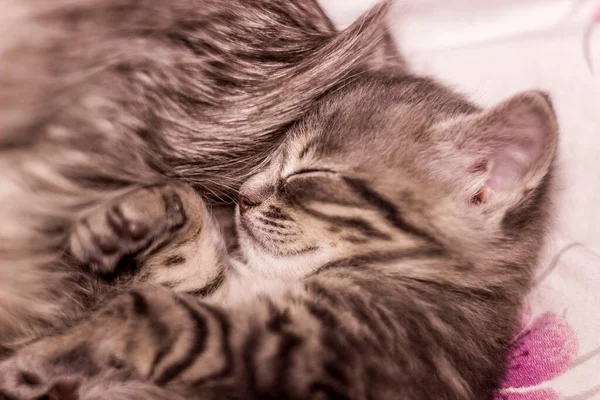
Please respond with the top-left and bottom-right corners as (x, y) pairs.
(0, 72), (559, 399)
(0, 0), (399, 353)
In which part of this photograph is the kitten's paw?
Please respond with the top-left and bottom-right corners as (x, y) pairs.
(0, 356), (82, 400)
(68, 185), (188, 278)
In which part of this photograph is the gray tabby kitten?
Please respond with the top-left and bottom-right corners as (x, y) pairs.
(0, 72), (558, 399)
(0, 0), (400, 354)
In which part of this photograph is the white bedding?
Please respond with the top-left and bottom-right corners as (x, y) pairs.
(322, 1), (600, 398)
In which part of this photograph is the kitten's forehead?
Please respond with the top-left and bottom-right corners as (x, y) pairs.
(284, 75), (475, 174)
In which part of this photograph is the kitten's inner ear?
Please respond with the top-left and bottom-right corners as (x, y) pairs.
(460, 91), (558, 205)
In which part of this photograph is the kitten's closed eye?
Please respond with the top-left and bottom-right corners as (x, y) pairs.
(284, 168), (337, 179)
(283, 171), (363, 208)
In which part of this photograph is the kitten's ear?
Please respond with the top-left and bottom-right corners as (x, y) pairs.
(455, 91), (559, 206)
(364, 27), (408, 73)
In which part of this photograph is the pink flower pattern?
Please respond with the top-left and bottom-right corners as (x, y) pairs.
(494, 312), (578, 400)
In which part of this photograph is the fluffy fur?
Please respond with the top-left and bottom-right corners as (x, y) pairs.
(0, 72), (559, 399)
(0, 0), (401, 353)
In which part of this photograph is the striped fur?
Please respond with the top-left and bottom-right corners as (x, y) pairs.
(0, 73), (559, 399)
(0, 0), (403, 354)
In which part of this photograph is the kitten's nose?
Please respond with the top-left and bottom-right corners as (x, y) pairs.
(238, 182), (273, 213)
(238, 192), (263, 213)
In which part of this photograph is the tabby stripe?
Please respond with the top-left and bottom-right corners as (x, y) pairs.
(130, 290), (150, 316)
(50, 343), (100, 377)
(344, 293), (392, 346)
(152, 220), (203, 257)
(262, 210), (293, 221)
(263, 206), (293, 221)
(311, 247), (446, 276)
(190, 303), (233, 385)
(370, 303), (397, 339)
(164, 254), (186, 266)
(143, 223), (201, 264)
(0, 344), (13, 359)
(147, 316), (174, 379)
(307, 283), (392, 346)
(255, 226), (294, 237)
(332, 217), (391, 240)
(154, 297), (208, 385)
(323, 361), (350, 387)
(185, 267), (226, 298)
(184, 224), (204, 243)
(272, 331), (304, 397)
(264, 298), (292, 332)
(304, 299), (356, 394)
(184, 222), (206, 245)
(300, 206), (390, 240)
(344, 293), (381, 328)
(304, 300), (342, 330)
(242, 328), (262, 396)
(344, 236), (369, 244)
(129, 291), (176, 379)
(343, 177), (442, 245)
(257, 216), (288, 229)
(304, 299), (361, 357)
(261, 299), (305, 396)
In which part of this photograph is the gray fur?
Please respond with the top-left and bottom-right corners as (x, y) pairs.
(0, 70), (559, 399)
(0, 0), (398, 352)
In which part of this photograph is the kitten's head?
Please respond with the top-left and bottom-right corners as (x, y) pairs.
(237, 74), (558, 280)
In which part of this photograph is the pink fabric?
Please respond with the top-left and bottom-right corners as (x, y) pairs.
(503, 313), (577, 388)
(491, 237), (600, 400)
(495, 313), (577, 400)
(496, 390), (562, 400)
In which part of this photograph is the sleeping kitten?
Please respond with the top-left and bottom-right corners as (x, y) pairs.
(0, 0), (400, 354)
(0, 72), (559, 399)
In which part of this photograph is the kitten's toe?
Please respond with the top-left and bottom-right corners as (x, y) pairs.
(161, 188), (187, 231)
(105, 203), (150, 241)
(68, 217), (120, 277)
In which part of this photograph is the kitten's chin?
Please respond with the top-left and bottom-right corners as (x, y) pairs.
(237, 235), (333, 280)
